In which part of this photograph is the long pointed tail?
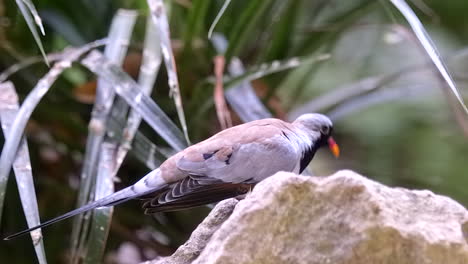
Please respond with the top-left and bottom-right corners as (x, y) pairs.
(4, 168), (164, 240)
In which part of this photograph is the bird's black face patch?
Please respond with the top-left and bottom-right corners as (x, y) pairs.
(318, 127), (333, 147)
(299, 128), (333, 173)
(299, 146), (314, 173)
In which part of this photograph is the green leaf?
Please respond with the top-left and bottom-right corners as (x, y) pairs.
(263, 0), (303, 61)
(224, 0), (272, 62)
(184, 0), (210, 49)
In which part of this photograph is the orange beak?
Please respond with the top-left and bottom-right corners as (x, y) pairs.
(327, 137), (340, 158)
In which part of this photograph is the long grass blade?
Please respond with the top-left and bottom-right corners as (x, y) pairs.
(85, 18), (165, 256)
(81, 50), (187, 151)
(84, 143), (115, 263)
(107, 114), (167, 170)
(114, 15), (162, 174)
(15, 0), (49, 66)
(0, 40), (106, 225)
(389, 0), (468, 115)
(291, 44), (468, 121)
(0, 53), (61, 83)
(20, 0), (45, 35)
(208, 0), (232, 39)
(0, 39), (107, 83)
(224, 54), (330, 90)
(69, 10), (137, 263)
(148, 0), (191, 145)
(0, 82), (47, 264)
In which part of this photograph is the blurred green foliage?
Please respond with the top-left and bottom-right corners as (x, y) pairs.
(0, 0), (467, 263)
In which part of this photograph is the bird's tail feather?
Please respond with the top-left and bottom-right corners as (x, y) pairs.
(4, 168), (164, 240)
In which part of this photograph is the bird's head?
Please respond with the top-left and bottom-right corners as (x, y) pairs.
(293, 113), (340, 157)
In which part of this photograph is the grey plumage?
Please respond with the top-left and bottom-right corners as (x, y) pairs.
(4, 113), (338, 240)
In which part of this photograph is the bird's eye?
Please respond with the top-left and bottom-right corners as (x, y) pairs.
(320, 126), (330, 135)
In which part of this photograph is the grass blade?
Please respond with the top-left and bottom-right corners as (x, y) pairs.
(224, 54), (330, 90)
(0, 82), (47, 264)
(290, 44), (468, 121)
(0, 39), (107, 83)
(208, 0), (232, 39)
(0, 53), (61, 83)
(15, 0), (49, 66)
(81, 50), (187, 151)
(84, 143), (116, 264)
(114, 15), (162, 173)
(224, 0), (272, 62)
(108, 114), (167, 170)
(0, 41), (105, 224)
(184, 0), (210, 48)
(389, 0), (468, 115)
(148, 0), (191, 145)
(263, 0), (302, 61)
(20, 0), (45, 35)
(69, 10), (137, 263)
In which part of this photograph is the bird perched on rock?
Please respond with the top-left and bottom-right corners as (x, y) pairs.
(5, 113), (339, 240)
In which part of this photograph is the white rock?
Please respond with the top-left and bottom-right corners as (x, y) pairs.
(144, 199), (238, 264)
(148, 170), (468, 264)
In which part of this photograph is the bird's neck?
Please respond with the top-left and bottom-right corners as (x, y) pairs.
(290, 126), (322, 173)
(290, 125), (320, 150)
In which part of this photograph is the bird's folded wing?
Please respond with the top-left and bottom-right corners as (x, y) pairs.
(142, 175), (252, 213)
(176, 144), (235, 174)
(175, 124), (299, 183)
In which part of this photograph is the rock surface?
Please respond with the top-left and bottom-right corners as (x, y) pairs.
(146, 170), (468, 264)
(143, 199), (239, 264)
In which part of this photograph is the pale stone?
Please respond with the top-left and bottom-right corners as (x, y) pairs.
(143, 198), (238, 264)
(145, 170), (468, 264)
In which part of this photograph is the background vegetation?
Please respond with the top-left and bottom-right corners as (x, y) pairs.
(0, 0), (467, 263)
